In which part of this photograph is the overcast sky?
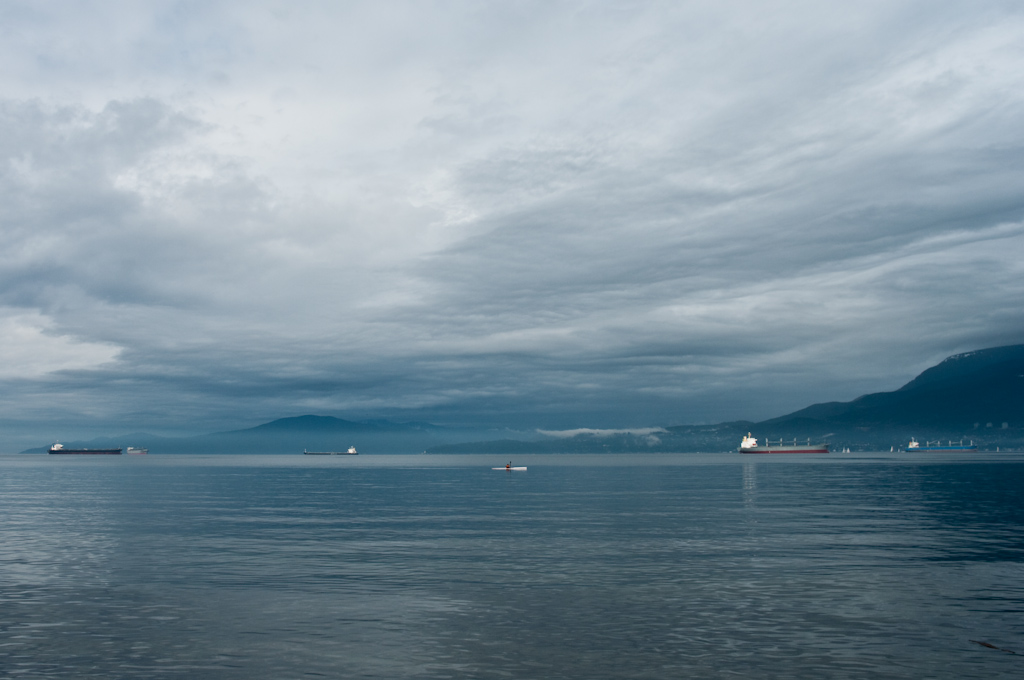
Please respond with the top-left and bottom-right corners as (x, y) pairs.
(1, 0), (1023, 444)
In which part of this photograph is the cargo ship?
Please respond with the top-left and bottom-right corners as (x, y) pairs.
(49, 442), (122, 455)
(907, 438), (977, 452)
(303, 446), (358, 455)
(739, 433), (829, 454)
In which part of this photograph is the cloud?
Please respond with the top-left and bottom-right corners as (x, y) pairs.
(0, 1), (1022, 442)
(0, 308), (120, 378)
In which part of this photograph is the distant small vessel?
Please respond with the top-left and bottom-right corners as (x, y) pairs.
(126, 447), (148, 455)
(907, 438), (977, 452)
(49, 442), (122, 455)
(492, 467), (527, 471)
(304, 446), (358, 455)
(739, 433), (829, 454)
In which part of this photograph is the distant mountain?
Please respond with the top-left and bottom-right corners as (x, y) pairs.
(762, 344), (1024, 430)
(429, 345), (1024, 453)
(192, 415), (458, 453)
(227, 415), (441, 434)
(238, 415), (371, 433)
(21, 345), (1024, 454)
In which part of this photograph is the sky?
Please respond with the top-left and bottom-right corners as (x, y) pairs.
(1, 1), (1023, 445)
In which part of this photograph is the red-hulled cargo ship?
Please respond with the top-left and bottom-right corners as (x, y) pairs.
(739, 433), (829, 454)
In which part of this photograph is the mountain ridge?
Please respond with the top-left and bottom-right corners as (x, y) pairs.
(222, 415), (444, 435)
(20, 344), (1024, 453)
(763, 344), (1024, 429)
(430, 344), (1024, 452)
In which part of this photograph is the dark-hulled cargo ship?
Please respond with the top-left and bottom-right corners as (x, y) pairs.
(49, 442), (122, 455)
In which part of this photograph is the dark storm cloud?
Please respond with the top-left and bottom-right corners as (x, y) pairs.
(0, 1), (1023, 446)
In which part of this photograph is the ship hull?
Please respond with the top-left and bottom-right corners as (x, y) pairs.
(49, 449), (122, 455)
(740, 446), (829, 454)
(303, 451), (358, 455)
(910, 446), (977, 452)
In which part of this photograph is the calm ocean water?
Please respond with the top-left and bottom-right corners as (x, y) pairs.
(1, 452), (1022, 679)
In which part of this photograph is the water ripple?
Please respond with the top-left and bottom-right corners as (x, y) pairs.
(1, 453), (1022, 678)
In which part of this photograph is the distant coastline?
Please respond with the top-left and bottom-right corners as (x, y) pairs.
(18, 345), (1024, 455)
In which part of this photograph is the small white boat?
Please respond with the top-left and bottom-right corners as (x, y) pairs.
(492, 467), (527, 471)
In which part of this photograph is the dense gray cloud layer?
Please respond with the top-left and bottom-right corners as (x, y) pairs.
(1, 1), (1023, 445)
